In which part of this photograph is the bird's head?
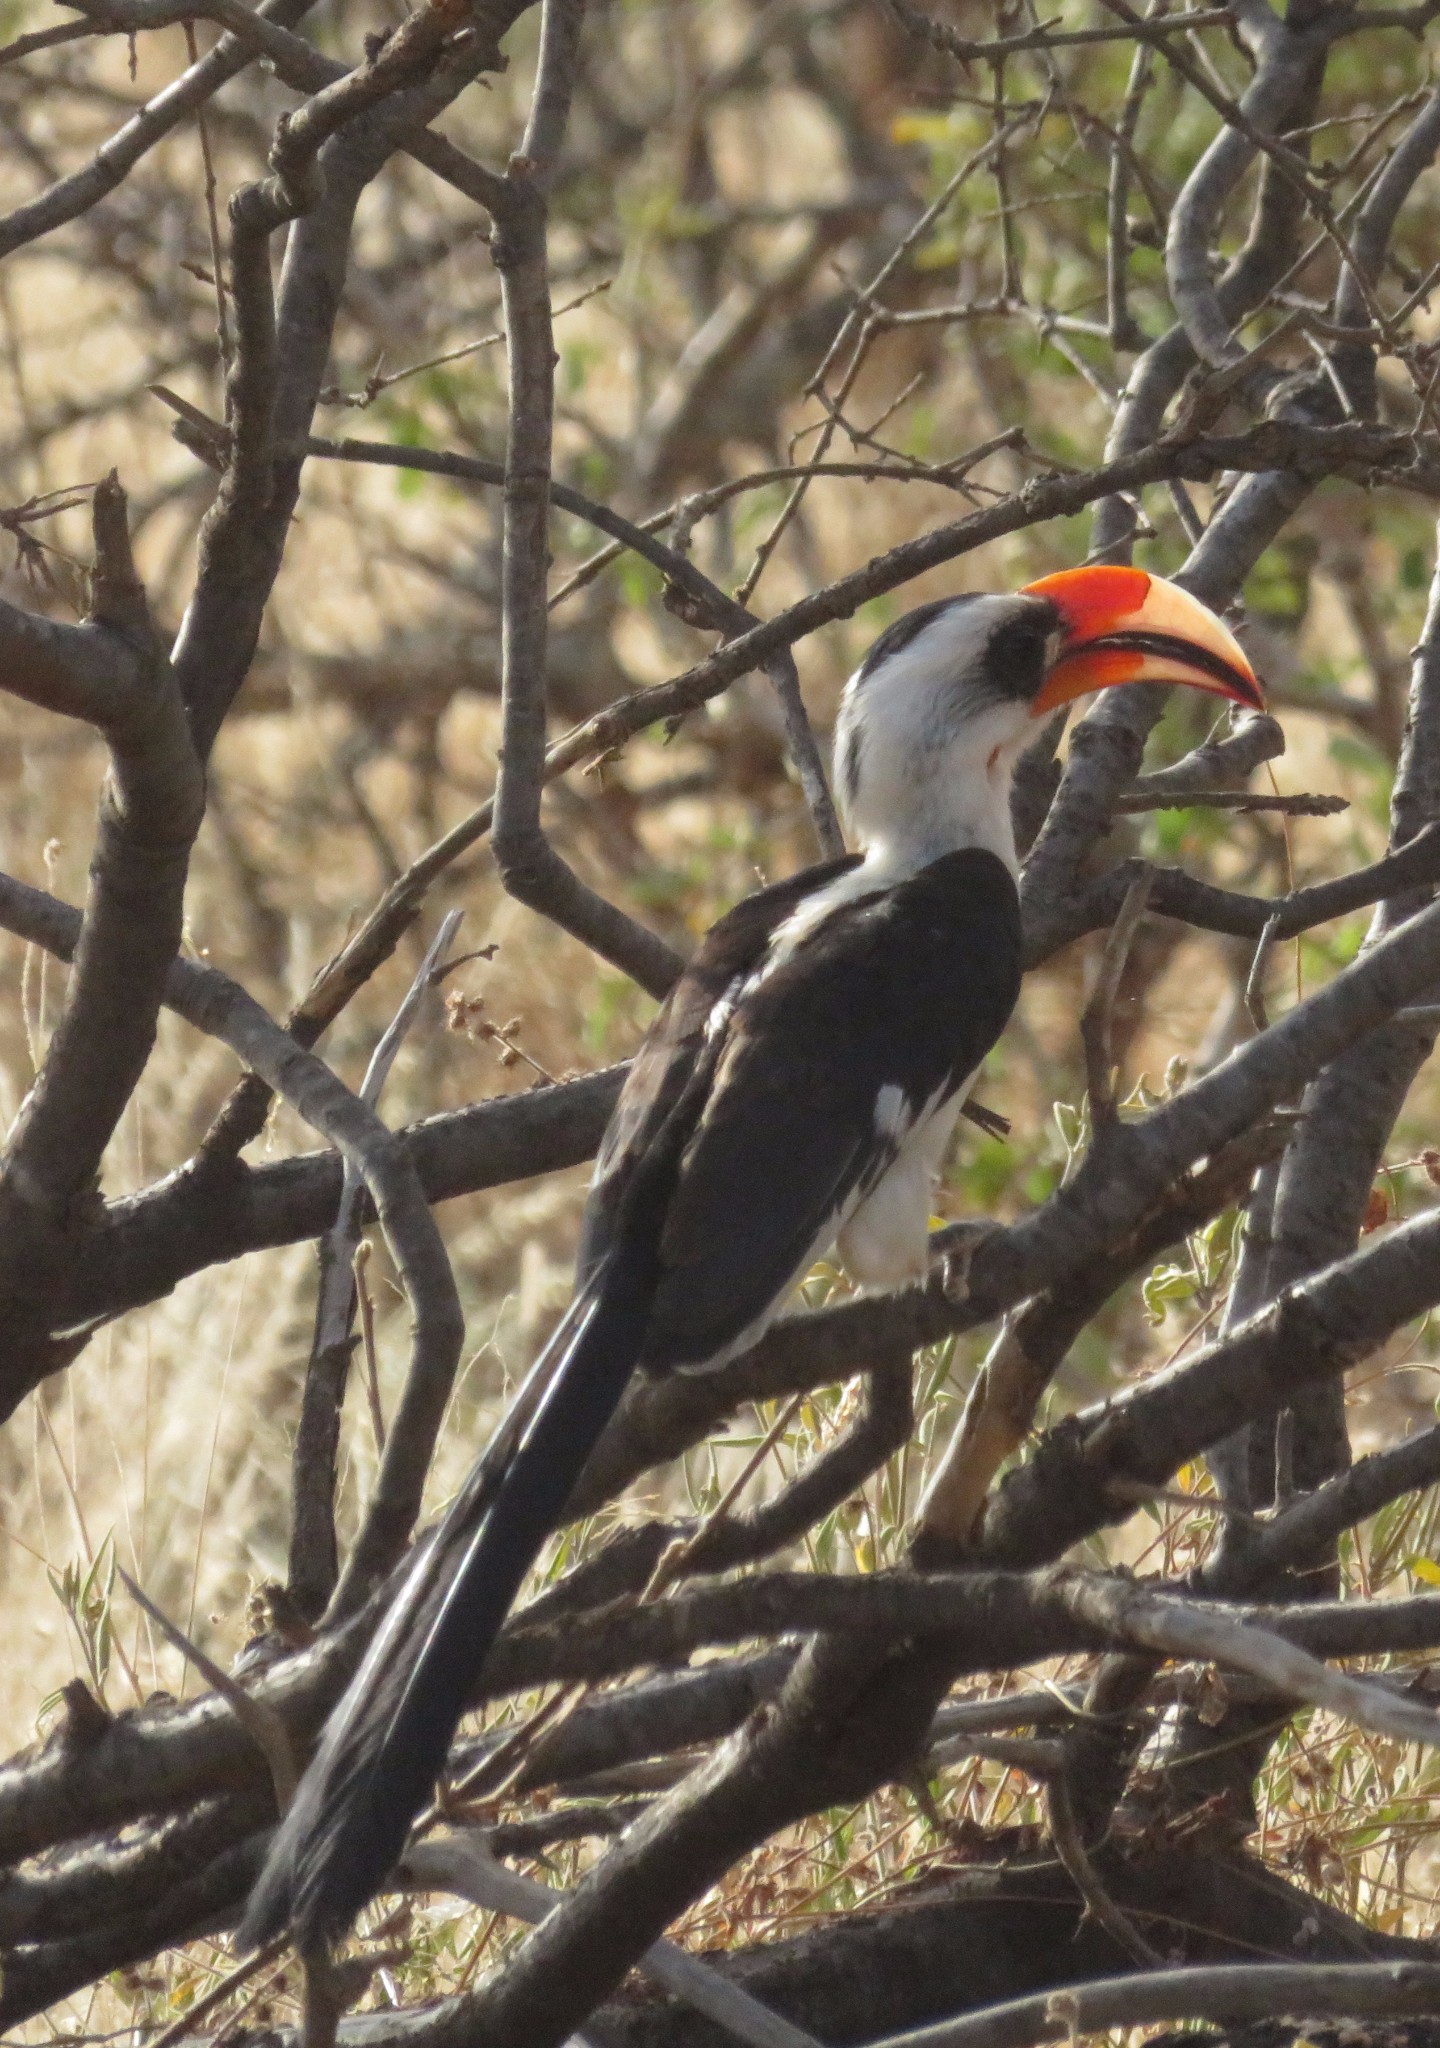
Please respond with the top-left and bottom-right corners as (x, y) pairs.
(834, 566), (1263, 872)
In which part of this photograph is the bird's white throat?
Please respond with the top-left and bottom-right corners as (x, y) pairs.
(770, 704), (1028, 967)
(843, 701), (1028, 880)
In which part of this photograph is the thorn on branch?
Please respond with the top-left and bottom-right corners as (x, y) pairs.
(53, 1675), (112, 1751)
(150, 381), (230, 469)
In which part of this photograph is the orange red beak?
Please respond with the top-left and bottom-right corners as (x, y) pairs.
(1021, 565), (1265, 717)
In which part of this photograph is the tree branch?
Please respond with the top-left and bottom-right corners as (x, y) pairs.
(858, 1960), (1440, 2048)
(0, 476), (204, 1404)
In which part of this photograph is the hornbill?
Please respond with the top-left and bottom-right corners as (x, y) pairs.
(242, 564), (1263, 1952)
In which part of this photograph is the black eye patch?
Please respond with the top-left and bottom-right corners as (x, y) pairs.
(985, 605), (1059, 699)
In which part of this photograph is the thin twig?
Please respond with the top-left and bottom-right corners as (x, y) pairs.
(143, 1940), (289, 2048)
(318, 280), (610, 409)
(402, 1833), (823, 2048)
(355, 1240), (387, 1454)
(858, 1961), (1440, 2048)
(1044, 1768), (1162, 1966)
(890, 0), (1238, 64)
(1081, 871), (1153, 1122)
(182, 20), (231, 373)
(290, 910), (462, 1619)
(1113, 789), (1348, 815)
(1246, 910), (1284, 1034)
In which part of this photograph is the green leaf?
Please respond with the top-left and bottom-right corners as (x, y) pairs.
(1401, 545), (1430, 591)
(1142, 1261), (1195, 1324)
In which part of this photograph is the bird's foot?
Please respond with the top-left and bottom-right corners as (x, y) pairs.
(929, 1220), (992, 1302)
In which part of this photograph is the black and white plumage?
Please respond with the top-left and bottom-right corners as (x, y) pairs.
(242, 570), (1263, 1953)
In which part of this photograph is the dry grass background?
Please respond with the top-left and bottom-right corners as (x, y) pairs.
(2, 0), (1440, 2025)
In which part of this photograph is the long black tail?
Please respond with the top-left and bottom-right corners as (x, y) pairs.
(239, 1233), (657, 1954)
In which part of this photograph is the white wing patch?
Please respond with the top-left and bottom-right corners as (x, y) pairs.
(702, 973), (746, 1044)
(873, 1082), (913, 1141)
(761, 853), (899, 978)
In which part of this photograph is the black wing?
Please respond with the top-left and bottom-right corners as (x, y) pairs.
(640, 847), (1022, 1370)
(576, 852), (860, 1280)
